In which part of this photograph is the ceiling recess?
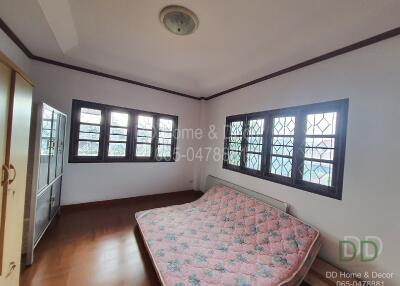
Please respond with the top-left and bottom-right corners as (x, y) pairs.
(160, 5), (199, 36)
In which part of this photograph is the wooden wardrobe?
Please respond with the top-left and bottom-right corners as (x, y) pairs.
(0, 52), (33, 286)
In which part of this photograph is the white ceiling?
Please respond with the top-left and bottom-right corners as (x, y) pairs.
(1, 0), (400, 97)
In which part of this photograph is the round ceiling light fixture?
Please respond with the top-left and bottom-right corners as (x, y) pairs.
(160, 5), (199, 36)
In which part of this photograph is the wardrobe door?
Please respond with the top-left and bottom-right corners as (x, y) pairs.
(55, 114), (66, 177)
(0, 63), (11, 217)
(0, 62), (11, 273)
(50, 177), (61, 218)
(37, 107), (52, 191)
(0, 72), (32, 284)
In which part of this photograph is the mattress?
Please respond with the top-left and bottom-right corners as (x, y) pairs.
(135, 185), (321, 286)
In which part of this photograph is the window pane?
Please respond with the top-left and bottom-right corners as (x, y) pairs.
(273, 136), (294, 146)
(40, 139), (50, 156)
(157, 145), (171, 158)
(136, 143), (151, 157)
(270, 116), (295, 177)
(228, 151), (241, 166)
(304, 112), (337, 186)
(230, 121), (243, 136)
(272, 145), (293, 156)
(305, 147), (334, 161)
(248, 119), (264, 135)
(270, 156), (292, 177)
(108, 142), (126, 157)
(137, 130), (153, 137)
(109, 134), (127, 141)
(41, 129), (51, 138)
(110, 111), (128, 127)
(246, 153), (261, 170)
(229, 142), (241, 151)
(247, 144), (262, 153)
(305, 137), (335, 160)
(303, 160), (333, 186)
(138, 115), (153, 129)
(227, 120), (244, 166)
(159, 118), (173, 132)
(110, 127), (127, 135)
(79, 132), (100, 140)
(78, 141), (99, 156)
(306, 112), (337, 136)
(305, 137), (335, 148)
(80, 124), (100, 133)
(248, 136), (262, 145)
(159, 131), (172, 139)
(158, 138), (172, 145)
(43, 108), (53, 120)
(137, 136), (152, 143)
(157, 118), (173, 159)
(42, 119), (52, 130)
(80, 108), (101, 124)
(273, 116), (295, 136)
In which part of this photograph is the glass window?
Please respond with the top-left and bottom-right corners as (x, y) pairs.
(77, 108), (102, 156)
(157, 118), (174, 159)
(302, 112), (337, 186)
(270, 116), (295, 177)
(245, 118), (264, 171)
(136, 115), (154, 158)
(223, 99), (348, 200)
(107, 111), (129, 157)
(227, 120), (243, 166)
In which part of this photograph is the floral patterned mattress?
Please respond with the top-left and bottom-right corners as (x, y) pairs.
(135, 185), (321, 286)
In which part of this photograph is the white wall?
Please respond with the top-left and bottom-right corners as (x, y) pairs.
(31, 61), (202, 205)
(200, 37), (400, 284)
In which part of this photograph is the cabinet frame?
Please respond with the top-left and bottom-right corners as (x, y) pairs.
(25, 103), (67, 265)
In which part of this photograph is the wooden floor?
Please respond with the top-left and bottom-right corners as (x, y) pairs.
(21, 190), (203, 286)
(21, 190), (310, 286)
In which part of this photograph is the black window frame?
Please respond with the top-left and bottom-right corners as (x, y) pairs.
(69, 99), (178, 163)
(223, 99), (349, 200)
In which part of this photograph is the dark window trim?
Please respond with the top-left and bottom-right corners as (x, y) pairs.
(69, 99), (178, 163)
(223, 99), (349, 200)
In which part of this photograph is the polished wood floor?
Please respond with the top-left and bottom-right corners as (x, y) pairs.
(21, 190), (203, 286)
(21, 190), (310, 286)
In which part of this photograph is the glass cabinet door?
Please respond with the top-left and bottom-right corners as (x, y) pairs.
(48, 111), (59, 183)
(34, 188), (51, 243)
(50, 177), (61, 218)
(55, 114), (66, 177)
(37, 107), (53, 191)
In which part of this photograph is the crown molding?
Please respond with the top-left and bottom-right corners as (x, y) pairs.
(1, 17), (399, 102)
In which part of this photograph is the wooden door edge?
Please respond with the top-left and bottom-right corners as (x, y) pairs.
(0, 50), (33, 86)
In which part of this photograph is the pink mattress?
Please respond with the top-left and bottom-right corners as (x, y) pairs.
(136, 185), (321, 286)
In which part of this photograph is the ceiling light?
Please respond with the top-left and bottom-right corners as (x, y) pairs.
(160, 5), (199, 36)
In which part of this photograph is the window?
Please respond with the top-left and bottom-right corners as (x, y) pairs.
(69, 100), (178, 163)
(245, 118), (264, 171)
(223, 99), (348, 200)
(303, 112), (336, 186)
(269, 116), (295, 177)
(157, 118), (175, 160)
(77, 108), (102, 157)
(135, 115), (154, 158)
(107, 111), (129, 158)
(225, 119), (244, 167)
